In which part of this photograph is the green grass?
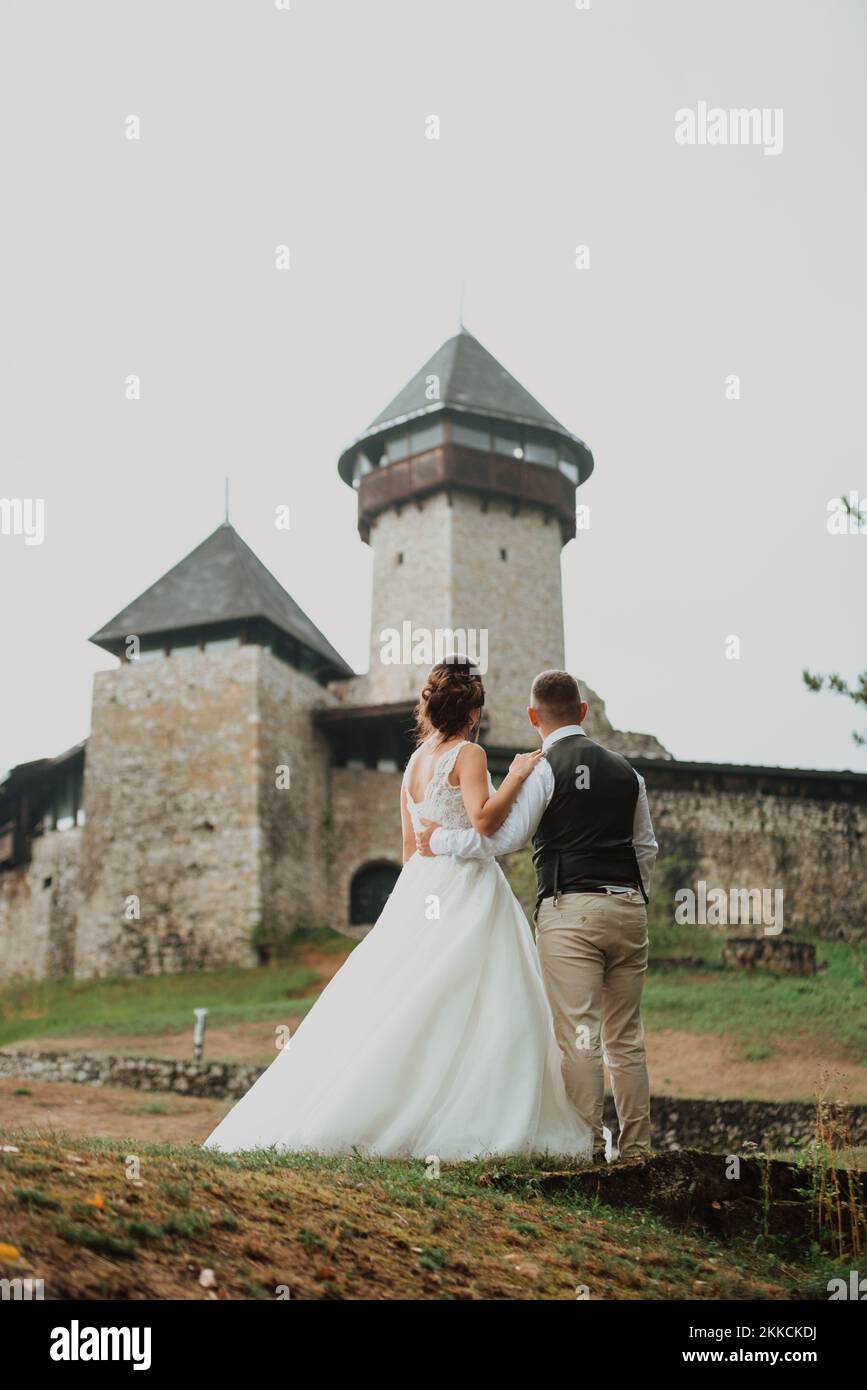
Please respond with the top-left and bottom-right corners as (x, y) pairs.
(640, 934), (867, 1057)
(1, 1130), (855, 1300)
(502, 847), (867, 1061)
(0, 928), (354, 1049)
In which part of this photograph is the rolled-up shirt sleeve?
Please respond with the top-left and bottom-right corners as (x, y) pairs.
(429, 762), (553, 860)
(633, 774), (658, 895)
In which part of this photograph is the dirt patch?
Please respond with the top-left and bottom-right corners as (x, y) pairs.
(282, 948), (348, 984)
(0, 1078), (228, 1145)
(645, 1030), (867, 1102)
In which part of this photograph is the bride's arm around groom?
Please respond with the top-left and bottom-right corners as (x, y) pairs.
(418, 754), (657, 896)
(416, 680), (657, 902)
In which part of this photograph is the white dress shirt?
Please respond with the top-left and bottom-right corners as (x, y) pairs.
(428, 724), (659, 896)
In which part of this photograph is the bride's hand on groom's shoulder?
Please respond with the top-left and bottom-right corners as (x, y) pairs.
(508, 749), (545, 782)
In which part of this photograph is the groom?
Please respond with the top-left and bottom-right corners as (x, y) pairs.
(416, 670), (657, 1163)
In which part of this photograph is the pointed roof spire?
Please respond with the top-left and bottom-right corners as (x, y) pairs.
(370, 328), (569, 433)
(337, 327), (592, 484)
(89, 523), (353, 679)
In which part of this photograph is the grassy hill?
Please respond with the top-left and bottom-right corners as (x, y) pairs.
(0, 1132), (855, 1301)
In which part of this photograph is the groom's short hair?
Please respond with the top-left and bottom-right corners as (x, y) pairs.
(530, 670), (582, 719)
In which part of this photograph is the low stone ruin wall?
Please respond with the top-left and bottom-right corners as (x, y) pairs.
(3, 1048), (864, 1153)
(0, 1049), (262, 1101)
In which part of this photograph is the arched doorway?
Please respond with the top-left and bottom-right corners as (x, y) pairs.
(349, 861), (401, 927)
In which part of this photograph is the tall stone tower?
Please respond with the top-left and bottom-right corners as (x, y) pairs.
(337, 328), (593, 748)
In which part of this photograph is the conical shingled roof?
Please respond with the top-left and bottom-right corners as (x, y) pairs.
(371, 328), (568, 432)
(338, 327), (592, 483)
(89, 523), (353, 678)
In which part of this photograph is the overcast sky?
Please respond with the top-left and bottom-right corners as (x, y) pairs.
(1, 0), (865, 779)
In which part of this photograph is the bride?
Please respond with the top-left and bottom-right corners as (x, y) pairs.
(202, 658), (592, 1162)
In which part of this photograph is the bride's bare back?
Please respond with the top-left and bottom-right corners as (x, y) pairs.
(401, 734), (543, 863)
(405, 735), (467, 804)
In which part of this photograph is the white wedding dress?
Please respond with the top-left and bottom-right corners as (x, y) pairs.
(202, 742), (592, 1162)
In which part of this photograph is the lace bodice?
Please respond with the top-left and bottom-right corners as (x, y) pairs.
(404, 741), (477, 831)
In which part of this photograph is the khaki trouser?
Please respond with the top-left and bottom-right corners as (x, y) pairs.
(535, 890), (651, 1159)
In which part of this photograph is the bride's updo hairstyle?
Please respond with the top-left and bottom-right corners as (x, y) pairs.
(415, 656), (485, 744)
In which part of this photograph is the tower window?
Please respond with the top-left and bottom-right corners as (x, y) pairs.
(396, 551), (404, 565)
(385, 433), (410, 463)
(409, 422), (444, 454)
(500, 548), (508, 562)
(494, 427), (522, 458)
(525, 440), (557, 467)
(452, 421), (492, 451)
(204, 636), (241, 654)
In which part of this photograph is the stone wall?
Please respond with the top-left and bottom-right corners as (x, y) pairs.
(450, 495), (566, 746)
(721, 936), (817, 976)
(3, 1047), (862, 1152)
(256, 651), (339, 949)
(357, 492), (569, 747)
(0, 1047), (262, 1099)
(325, 766), (403, 929)
(73, 646), (264, 978)
(321, 746), (867, 943)
(358, 493), (453, 708)
(0, 828), (82, 982)
(637, 761), (867, 939)
(638, 1095), (867, 1152)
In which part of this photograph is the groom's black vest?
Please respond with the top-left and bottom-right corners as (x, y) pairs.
(532, 734), (646, 906)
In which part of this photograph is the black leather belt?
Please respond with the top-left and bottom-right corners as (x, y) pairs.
(550, 886), (631, 898)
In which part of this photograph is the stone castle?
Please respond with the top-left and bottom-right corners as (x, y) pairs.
(1, 329), (865, 980)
